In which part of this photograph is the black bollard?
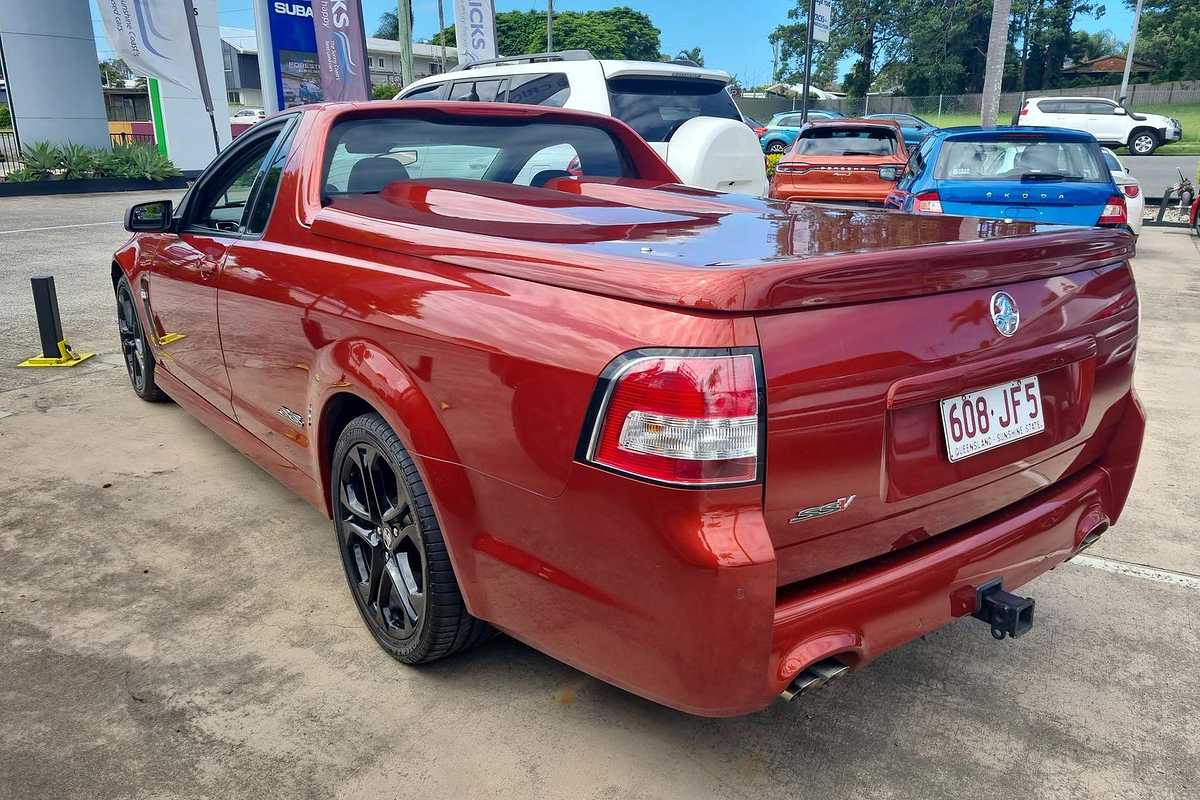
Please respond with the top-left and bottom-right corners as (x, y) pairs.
(31, 276), (65, 359)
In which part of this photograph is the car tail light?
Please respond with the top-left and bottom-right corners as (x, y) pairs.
(1019, 102), (1029, 116)
(581, 350), (763, 487)
(1099, 194), (1128, 226)
(775, 162), (810, 174)
(1121, 183), (1140, 199)
(913, 190), (942, 213)
(754, 126), (767, 138)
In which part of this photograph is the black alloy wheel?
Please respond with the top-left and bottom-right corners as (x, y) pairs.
(116, 276), (165, 402)
(332, 413), (489, 663)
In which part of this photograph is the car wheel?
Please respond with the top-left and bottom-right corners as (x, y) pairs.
(332, 412), (490, 664)
(115, 275), (166, 402)
(1128, 130), (1159, 156)
(766, 140), (786, 154)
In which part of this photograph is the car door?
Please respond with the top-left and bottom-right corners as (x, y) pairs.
(1084, 101), (1125, 144)
(216, 119), (321, 472)
(145, 120), (290, 417)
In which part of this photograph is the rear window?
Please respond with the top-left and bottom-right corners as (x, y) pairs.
(606, 77), (739, 141)
(934, 139), (1107, 182)
(322, 116), (632, 196)
(793, 128), (897, 156)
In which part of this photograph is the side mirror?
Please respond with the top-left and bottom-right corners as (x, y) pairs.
(1114, 107), (1127, 115)
(878, 166), (901, 182)
(124, 200), (173, 233)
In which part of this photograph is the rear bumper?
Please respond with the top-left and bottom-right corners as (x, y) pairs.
(455, 393), (1144, 718)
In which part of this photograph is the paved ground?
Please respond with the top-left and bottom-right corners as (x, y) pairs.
(1122, 154), (1198, 200)
(1, 193), (1198, 799)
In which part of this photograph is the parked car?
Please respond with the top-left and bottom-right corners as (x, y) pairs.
(395, 50), (765, 195)
(884, 126), (1131, 230)
(865, 112), (938, 148)
(1016, 96), (1182, 156)
(760, 109), (846, 153)
(229, 108), (266, 126)
(769, 119), (908, 205)
(113, 101), (1143, 717)
(1101, 147), (1144, 235)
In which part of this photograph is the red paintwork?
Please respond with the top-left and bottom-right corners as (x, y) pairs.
(769, 119), (908, 204)
(114, 101), (1145, 716)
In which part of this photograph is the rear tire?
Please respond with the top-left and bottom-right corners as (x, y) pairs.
(331, 412), (490, 664)
(115, 275), (166, 402)
(766, 140), (787, 155)
(1128, 130), (1159, 156)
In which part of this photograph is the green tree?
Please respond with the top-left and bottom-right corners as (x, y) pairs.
(99, 58), (132, 87)
(675, 47), (704, 65)
(395, 7), (661, 61)
(1131, 0), (1200, 81)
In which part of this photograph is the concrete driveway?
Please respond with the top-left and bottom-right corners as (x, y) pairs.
(1, 193), (1197, 799)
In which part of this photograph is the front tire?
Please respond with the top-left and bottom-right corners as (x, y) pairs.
(1128, 130), (1159, 156)
(115, 275), (166, 402)
(332, 412), (489, 664)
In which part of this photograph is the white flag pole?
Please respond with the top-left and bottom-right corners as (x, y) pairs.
(182, 0), (222, 156)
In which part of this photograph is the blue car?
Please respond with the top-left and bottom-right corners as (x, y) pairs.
(760, 109), (846, 154)
(884, 126), (1128, 229)
(865, 113), (938, 148)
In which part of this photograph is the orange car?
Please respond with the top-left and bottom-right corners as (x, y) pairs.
(769, 119), (908, 205)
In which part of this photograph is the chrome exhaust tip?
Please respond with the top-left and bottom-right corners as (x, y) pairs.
(780, 658), (850, 701)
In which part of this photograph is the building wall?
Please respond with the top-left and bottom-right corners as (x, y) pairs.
(0, 0), (109, 148)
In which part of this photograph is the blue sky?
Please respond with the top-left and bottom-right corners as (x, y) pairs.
(90, 0), (1138, 89)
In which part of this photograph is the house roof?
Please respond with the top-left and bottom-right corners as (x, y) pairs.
(1063, 55), (1156, 74)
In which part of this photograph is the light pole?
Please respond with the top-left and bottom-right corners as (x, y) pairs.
(799, 0), (815, 122)
(1118, 0), (1145, 106)
(436, 0), (447, 73)
(979, 0), (1012, 126)
(547, 1), (554, 52)
(398, 0), (414, 86)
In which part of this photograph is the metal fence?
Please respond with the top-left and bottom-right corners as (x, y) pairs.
(736, 79), (1200, 124)
(0, 130), (20, 177)
(110, 132), (155, 147)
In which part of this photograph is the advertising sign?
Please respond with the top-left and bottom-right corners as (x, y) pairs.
(812, 0), (832, 43)
(267, 0), (324, 108)
(312, 0), (372, 102)
(97, 0), (200, 92)
(453, 0), (498, 66)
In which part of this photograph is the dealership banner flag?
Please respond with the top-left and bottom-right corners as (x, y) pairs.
(97, 0), (200, 92)
(312, 0), (372, 101)
(453, 0), (498, 66)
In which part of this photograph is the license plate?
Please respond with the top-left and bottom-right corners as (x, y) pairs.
(939, 376), (1044, 462)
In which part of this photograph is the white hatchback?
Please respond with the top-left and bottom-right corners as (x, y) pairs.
(1016, 96), (1181, 156)
(394, 51), (767, 196)
(1100, 148), (1144, 235)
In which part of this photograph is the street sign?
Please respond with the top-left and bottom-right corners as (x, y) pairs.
(813, 0), (832, 43)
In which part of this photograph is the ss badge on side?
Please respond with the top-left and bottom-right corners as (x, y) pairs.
(789, 495), (856, 524)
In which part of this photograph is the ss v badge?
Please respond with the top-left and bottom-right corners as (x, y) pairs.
(789, 495), (856, 524)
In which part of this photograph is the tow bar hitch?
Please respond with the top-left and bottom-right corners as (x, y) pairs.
(972, 579), (1034, 640)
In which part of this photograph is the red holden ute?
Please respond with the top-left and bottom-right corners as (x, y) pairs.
(112, 101), (1144, 716)
(769, 118), (908, 205)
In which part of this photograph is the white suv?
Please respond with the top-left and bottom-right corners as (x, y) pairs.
(1016, 96), (1182, 155)
(394, 51), (767, 195)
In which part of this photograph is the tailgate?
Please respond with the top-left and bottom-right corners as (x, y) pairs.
(757, 261), (1138, 586)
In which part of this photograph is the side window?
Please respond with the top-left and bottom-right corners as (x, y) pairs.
(188, 129), (283, 233)
(506, 72), (571, 107)
(1086, 101), (1116, 115)
(1059, 101), (1089, 115)
(449, 79), (505, 102)
(779, 114), (802, 127)
(245, 121), (298, 235)
(401, 82), (447, 101)
(1037, 100), (1062, 114)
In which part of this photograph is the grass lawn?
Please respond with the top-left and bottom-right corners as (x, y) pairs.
(924, 103), (1200, 156)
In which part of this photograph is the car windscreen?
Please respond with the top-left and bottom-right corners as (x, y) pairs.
(322, 116), (632, 196)
(606, 77), (740, 142)
(792, 128), (897, 156)
(934, 139), (1108, 182)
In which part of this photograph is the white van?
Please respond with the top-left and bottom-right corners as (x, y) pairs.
(394, 51), (767, 196)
